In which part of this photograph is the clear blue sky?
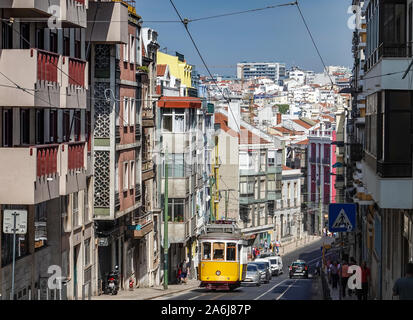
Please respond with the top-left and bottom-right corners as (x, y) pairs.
(135, 0), (353, 76)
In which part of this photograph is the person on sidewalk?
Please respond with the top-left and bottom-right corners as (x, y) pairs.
(393, 262), (413, 300)
(340, 260), (350, 298)
(264, 240), (269, 252)
(330, 261), (339, 289)
(275, 239), (280, 254)
(357, 261), (370, 300)
(181, 260), (189, 284)
(177, 264), (183, 284)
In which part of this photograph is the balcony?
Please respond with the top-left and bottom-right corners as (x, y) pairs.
(0, 0), (60, 18)
(131, 211), (153, 239)
(142, 159), (155, 181)
(163, 221), (186, 243)
(142, 107), (155, 127)
(86, 0), (128, 44)
(161, 177), (189, 198)
(134, 183), (141, 202)
(377, 161), (412, 178)
(59, 0), (88, 28)
(0, 49), (60, 108)
(135, 124), (141, 141)
(239, 193), (255, 205)
(59, 142), (87, 195)
(309, 130), (332, 139)
(0, 144), (60, 204)
(63, 57), (87, 109)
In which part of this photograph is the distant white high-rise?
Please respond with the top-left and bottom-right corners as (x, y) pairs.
(237, 62), (286, 84)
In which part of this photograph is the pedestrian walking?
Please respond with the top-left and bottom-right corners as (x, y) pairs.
(330, 261), (339, 289)
(177, 264), (183, 284)
(264, 240), (269, 252)
(340, 260), (350, 298)
(181, 260), (188, 284)
(357, 261), (370, 300)
(393, 263), (413, 300)
(275, 239), (280, 254)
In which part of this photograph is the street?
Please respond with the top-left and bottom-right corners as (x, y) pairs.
(157, 240), (324, 300)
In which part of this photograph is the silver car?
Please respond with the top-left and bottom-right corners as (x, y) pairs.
(241, 264), (261, 286)
(249, 262), (271, 283)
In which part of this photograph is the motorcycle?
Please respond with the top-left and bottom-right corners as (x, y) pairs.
(105, 266), (120, 295)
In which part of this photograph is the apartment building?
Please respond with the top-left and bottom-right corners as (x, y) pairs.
(157, 60), (214, 282)
(346, 0), (413, 300)
(307, 122), (337, 235)
(275, 166), (302, 242)
(214, 105), (283, 248)
(0, 1), (94, 300)
(237, 62), (286, 84)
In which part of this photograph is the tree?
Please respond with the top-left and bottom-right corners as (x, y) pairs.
(277, 104), (290, 114)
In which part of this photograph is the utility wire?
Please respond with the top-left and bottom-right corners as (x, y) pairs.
(295, 1), (334, 88)
(187, 1), (297, 23)
(169, 0), (242, 133)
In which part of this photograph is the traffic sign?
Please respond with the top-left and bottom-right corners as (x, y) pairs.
(328, 203), (356, 232)
(3, 209), (27, 234)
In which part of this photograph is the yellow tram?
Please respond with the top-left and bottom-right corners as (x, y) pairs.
(198, 222), (248, 291)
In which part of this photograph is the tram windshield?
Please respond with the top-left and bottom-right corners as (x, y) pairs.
(213, 242), (225, 260)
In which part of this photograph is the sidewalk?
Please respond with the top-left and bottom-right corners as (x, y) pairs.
(280, 234), (322, 255)
(326, 275), (357, 300)
(91, 279), (200, 300)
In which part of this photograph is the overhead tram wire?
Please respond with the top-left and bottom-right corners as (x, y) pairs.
(168, 0), (242, 133)
(294, 1), (334, 89)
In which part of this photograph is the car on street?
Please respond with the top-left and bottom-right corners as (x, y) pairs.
(241, 263), (261, 286)
(250, 261), (271, 283)
(267, 256), (284, 276)
(289, 260), (309, 279)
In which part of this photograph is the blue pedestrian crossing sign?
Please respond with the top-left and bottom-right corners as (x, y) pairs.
(328, 203), (356, 232)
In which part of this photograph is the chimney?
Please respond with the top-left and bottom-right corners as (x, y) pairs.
(276, 113), (282, 125)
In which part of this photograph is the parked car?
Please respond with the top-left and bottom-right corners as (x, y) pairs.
(267, 256), (284, 276)
(250, 261), (271, 283)
(241, 263), (261, 286)
(289, 260), (309, 279)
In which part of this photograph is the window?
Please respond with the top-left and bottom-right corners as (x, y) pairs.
(20, 23), (30, 49)
(73, 192), (79, 227)
(49, 110), (58, 143)
(74, 110), (81, 142)
(36, 28), (44, 50)
(162, 109), (185, 133)
(260, 178), (266, 199)
(226, 243), (236, 261)
(123, 162), (129, 191)
(130, 35), (135, 64)
(2, 109), (13, 147)
(35, 202), (47, 249)
(202, 242), (211, 260)
(74, 40), (81, 59)
(20, 109), (30, 145)
(123, 98), (129, 126)
(35, 109), (44, 145)
(163, 154), (185, 178)
(2, 21), (13, 49)
(130, 160), (135, 189)
(130, 98), (135, 126)
(123, 40), (129, 62)
(84, 184), (89, 224)
(213, 242), (225, 261)
(50, 31), (58, 53)
(64, 36), (70, 56)
(84, 239), (91, 266)
(165, 198), (185, 222)
(63, 111), (70, 142)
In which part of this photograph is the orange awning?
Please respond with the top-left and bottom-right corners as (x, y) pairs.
(157, 96), (202, 109)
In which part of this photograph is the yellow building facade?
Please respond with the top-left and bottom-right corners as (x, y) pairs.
(157, 51), (193, 89)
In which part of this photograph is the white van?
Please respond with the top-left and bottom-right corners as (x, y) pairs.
(267, 256), (283, 276)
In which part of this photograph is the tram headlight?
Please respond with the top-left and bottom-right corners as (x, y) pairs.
(216, 270), (221, 276)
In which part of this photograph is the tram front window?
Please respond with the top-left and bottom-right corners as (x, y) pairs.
(202, 242), (211, 260)
(226, 243), (236, 261)
(213, 242), (225, 261)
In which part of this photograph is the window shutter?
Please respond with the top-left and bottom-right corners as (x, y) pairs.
(130, 98), (135, 126)
(123, 98), (129, 126)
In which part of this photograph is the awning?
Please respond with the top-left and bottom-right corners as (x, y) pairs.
(157, 96), (202, 109)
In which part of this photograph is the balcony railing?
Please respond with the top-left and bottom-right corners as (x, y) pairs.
(135, 183), (141, 202)
(378, 43), (411, 59)
(135, 124), (141, 140)
(67, 142), (85, 171)
(35, 144), (59, 178)
(68, 57), (86, 87)
(377, 161), (412, 178)
(37, 50), (59, 83)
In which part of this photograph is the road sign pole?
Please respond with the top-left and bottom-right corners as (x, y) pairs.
(11, 212), (17, 300)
